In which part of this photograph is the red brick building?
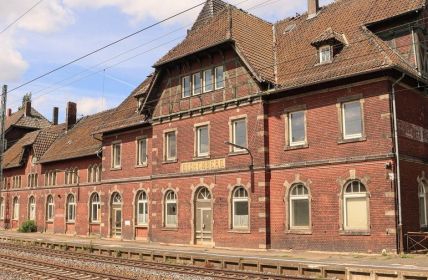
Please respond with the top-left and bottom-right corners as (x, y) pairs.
(1, 0), (428, 253)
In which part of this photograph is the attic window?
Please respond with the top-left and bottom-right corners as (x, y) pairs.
(319, 45), (332, 64)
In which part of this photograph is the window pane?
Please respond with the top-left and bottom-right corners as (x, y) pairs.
(166, 203), (177, 226)
(182, 76), (191, 97)
(215, 66), (224, 89)
(345, 197), (368, 230)
(167, 133), (176, 159)
(343, 101), (362, 138)
(420, 197), (426, 226)
(198, 126), (209, 155)
(138, 139), (147, 165)
(204, 69), (213, 92)
(233, 119), (247, 149)
(193, 73), (201, 95)
(114, 144), (121, 166)
(320, 46), (331, 63)
(292, 199), (309, 227)
(290, 111), (305, 144)
(234, 201), (248, 227)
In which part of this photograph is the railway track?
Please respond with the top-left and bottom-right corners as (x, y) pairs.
(0, 252), (135, 280)
(0, 241), (317, 280)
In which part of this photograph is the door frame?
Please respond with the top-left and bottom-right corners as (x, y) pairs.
(112, 208), (122, 238)
(192, 186), (214, 245)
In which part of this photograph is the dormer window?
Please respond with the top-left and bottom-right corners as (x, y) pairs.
(319, 45), (332, 64)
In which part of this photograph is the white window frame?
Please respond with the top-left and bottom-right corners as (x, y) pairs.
(342, 100), (363, 140)
(343, 181), (368, 231)
(289, 184), (310, 229)
(196, 125), (209, 157)
(29, 196), (36, 221)
(203, 69), (213, 93)
(165, 191), (177, 228)
(232, 187), (249, 229)
(192, 72), (202, 95)
(288, 111), (306, 146)
(90, 193), (101, 223)
(419, 184), (427, 227)
(12, 197), (19, 220)
(214, 65), (224, 90)
(165, 131), (177, 161)
(66, 194), (76, 223)
(137, 191), (148, 226)
(46, 196), (54, 222)
(319, 45), (332, 64)
(112, 142), (122, 168)
(231, 118), (247, 152)
(182, 75), (191, 98)
(137, 137), (148, 166)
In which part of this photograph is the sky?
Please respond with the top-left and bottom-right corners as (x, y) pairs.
(0, 0), (334, 122)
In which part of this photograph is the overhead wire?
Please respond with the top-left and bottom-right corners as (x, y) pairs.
(0, 0), (44, 35)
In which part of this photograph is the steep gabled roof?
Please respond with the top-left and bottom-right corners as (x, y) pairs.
(154, 1), (275, 83)
(3, 131), (39, 169)
(191, 0), (229, 31)
(39, 109), (113, 163)
(5, 107), (50, 132)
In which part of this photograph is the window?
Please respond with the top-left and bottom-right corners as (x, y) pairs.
(112, 143), (121, 168)
(215, 66), (224, 89)
(319, 45), (332, 63)
(45, 171), (56, 186)
(1, 177), (6, 189)
(90, 193), (101, 223)
(203, 69), (213, 92)
(29, 196), (36, 221)
(88, 165), (101, 183)
(193, 72), (202, 95)
(343, 180), (368, 231)
(46, 195), (54, 222)
(196, 125), (209, 157)
(66, 194), (76, 223)
(231, 118), (247, 152)
(182, 76), (191, 98)
(342, 100), (363, 139)
(28, 173), (38, 188)
(165, 131), (177, 161)
(137, 191), (148, 226)
(232, 187), (249, 229)
(288, 111), (306, 146)
(12, 176), (21, 188)
(165, 191), (177, 227)
(289, 184), (310, 229)
(419, 183), (427, 227)
(0, 198), (4, 219)
(137, 138), (148, 166)
(12, 197), (19, 220)
(65, 168), (78, 185)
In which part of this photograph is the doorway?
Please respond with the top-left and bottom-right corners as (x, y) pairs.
(111, 193), (122, 238)
(194, 187), (212, 244)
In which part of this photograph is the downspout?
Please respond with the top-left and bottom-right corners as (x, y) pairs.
(391, 73), (405, 253)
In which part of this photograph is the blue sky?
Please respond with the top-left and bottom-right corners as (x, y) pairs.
(0, 0), (333, 122)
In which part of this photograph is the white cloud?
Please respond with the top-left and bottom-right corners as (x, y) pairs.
(0, 34), (28, 82)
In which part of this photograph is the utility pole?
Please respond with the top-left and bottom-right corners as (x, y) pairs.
(0, 85), (7, 229)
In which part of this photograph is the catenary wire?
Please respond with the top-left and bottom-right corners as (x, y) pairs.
(0, 0), (44, 35)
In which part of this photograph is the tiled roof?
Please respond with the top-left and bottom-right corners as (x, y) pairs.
(39, 110), (114, 163)
(191, 0), (229, 31)
(132, 74), (155, 98)
(274, 0), (425, 88)
(311, 27), (347, 47)
(4, 107), (50, 132)
(154, 2), (275, 83)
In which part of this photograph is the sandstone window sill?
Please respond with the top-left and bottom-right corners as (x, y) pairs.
(110, 167), (122, 171)
(192, 155), (211, 161)
(284, 143), (309, 151)
(135, 164), (148, 169)
(228, 151), (249, 157)
(162, 227), (178, 231)
(228, 229), (250, 234)
(337, 136), (367, 145)
(339, 230), (370, 236)
(162, 159), (178, 164)
(287, 229), (312, 235)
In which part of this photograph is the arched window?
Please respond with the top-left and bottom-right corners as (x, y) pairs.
(165, 191), (177, 227)
(66, 194), (76, 223)
(343, 180), (368, 231)
(46, 195), (54, 221)
(289, 184), (310, 229)
(73, 168), (79, 184)
(112, 193), (122, 205)
(90, 193), (101, 223)
(197, 187), (211, 200)
(29, 196), (36, 221)
(12, 197), (19, 220)
(0, 197), (4, 219)
(232, 187), (249, 229)
(136, 191), (148, 226)
(419, 183), (427, 227)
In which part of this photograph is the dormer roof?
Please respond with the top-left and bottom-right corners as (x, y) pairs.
(311, 27), (347, 47)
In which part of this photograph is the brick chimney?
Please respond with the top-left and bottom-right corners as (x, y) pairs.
(24, 101), (31, 117)
(6, 108), (12, 118)
(66, 102), (77, 130)
(52, 107), (59, 125)
(308, 0), (319, 19)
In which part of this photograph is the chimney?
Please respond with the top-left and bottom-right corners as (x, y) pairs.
(308, 0), (319, 19)
(66, 102), (77, 130)
(6, 108), (12, 118)
(52, 107), (59, 125)
(24, 101), (31, 117)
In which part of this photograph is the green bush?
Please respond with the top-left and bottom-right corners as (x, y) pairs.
(18, 220), (37, 233)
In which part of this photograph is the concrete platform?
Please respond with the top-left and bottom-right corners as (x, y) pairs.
(1, 230), (427, 279)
